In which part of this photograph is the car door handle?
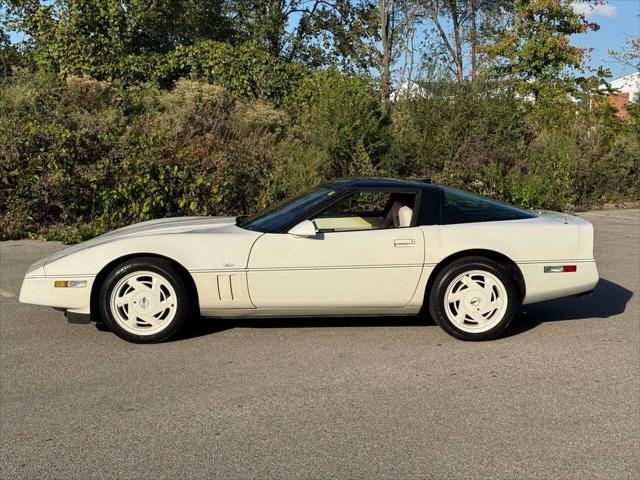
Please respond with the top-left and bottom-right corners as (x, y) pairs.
(394, 239), (415, 247)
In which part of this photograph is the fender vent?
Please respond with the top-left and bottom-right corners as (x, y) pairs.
(216, 274), (245, 301)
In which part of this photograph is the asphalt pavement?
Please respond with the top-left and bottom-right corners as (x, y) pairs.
(1, 210), (638, 479)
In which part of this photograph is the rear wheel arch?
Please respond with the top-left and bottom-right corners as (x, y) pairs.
(424, 249), (526, 307)
(90, 253), (200, 321)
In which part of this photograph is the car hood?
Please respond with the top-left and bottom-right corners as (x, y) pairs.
(97, 215), (236, 238)
(43, 216), (237, 267)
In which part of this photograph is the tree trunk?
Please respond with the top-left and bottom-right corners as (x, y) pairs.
(380, 0), (394, 100)
(470, 0), (478, 80)
(448, 0), (464, 86)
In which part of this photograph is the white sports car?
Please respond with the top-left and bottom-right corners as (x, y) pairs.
(19, 178), (599, 343)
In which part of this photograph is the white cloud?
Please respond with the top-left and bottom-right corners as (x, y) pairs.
(572, 2), (618, 18)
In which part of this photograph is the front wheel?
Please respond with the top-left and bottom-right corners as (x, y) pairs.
(428, 257), (520, 341)
(99, 257), (190, 343)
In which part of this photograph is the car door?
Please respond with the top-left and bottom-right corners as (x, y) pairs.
(246, 190), (425, 309)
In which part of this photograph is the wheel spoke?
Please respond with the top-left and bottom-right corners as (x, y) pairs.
(480, 298), (503, 316)
(447, 289), (467, 303)
(130, 279), (152, 293)
(152, 298), (174, 316)
(461, 276), (481, 290)
(151, 277), (162, 302)
(467, 310), (486, 324)
(136, 313), (158, 326)
(452, 307), (467, 324)
(483, 276), (496, 297)
(114, 291), (135, 307)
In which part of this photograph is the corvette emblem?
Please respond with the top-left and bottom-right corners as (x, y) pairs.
(470, 297), (481, 306)
(139, 297), (149, 309)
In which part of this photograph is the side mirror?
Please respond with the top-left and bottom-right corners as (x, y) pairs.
(288, 220), (317, 237)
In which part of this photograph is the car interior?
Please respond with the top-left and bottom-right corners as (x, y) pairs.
(312, 191), (416, 232)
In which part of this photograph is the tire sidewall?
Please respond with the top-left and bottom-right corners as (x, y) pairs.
(99, 258), (189, 343)
(429, 257), (519, 341)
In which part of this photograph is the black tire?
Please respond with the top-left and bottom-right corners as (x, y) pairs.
(428, 256), (519, 341)
(99, 257), (191, 343)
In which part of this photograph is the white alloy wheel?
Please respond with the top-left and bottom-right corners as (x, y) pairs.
(109, 270), (178, 336)
(443, 270), (508, 334)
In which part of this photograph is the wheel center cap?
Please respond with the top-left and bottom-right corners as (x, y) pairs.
(463, 291), (487, 311)
(139, 297), (150, 309)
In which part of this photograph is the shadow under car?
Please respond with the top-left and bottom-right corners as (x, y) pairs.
(95, 277), (632, 341)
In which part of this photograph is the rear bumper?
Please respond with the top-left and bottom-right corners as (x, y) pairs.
(19, 275), (94, 314)
(520, 260), (599, 305)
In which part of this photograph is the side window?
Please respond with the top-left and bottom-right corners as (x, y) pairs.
(442, 188), (536, 224)
(312, 191), (416, 232)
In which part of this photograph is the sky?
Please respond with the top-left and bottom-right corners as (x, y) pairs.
(571, 0), (640, 80)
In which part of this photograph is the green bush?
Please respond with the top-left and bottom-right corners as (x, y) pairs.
(573, 102), (640, 205)
(162, 41), (307, 104)
(292, 70), (392, 178)
(1, 69), (638, 243)
(509, 131), (579, 210)
(0, 72), (125, 239)
(389, 82), (526, 178)
(0, 73), (294, 241)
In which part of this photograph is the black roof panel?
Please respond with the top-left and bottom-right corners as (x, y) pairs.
(323, 177), (435, 190)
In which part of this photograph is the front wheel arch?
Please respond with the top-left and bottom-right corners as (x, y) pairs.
(90, 253), (200, 322)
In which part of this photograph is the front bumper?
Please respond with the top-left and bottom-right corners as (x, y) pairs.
(19, 274), (95, 314)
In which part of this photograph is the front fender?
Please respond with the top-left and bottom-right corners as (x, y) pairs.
(43, 230), (262, 277)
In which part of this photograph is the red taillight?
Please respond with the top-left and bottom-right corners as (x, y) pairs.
(544, 265), (577, 273)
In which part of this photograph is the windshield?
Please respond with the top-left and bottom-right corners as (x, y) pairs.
(240, 187), (337, 233)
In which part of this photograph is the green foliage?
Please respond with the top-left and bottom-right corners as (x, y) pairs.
(14, 0), (232, 80)
(485, 0), (599, 121)
(0, 73), (293, 240)
(293, 70), (392, 177)
(509, 131), (579, 210)
(390, 81), (526, 177)
(1, 19), (23, 76)
(0, 69), (638, 242)
(572, 101), (640, 204)
(171, 41), (308, 103)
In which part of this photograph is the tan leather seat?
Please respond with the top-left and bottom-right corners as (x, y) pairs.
(383, 200), (414, 228)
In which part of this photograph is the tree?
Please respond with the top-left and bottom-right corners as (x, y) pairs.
(228, 0), (376, 68)
(303, 0), (379, 72)
(9, 0), (232, 78)
(419, 0), (514, 85)
(273, 0), (410, 93)
(609, 34), (640, 72)
(229, 0), (290, 57)
(484, 0), (599, 103)
(0, 27), (21, 77)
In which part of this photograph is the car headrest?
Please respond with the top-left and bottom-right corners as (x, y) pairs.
(398, 206), (413, 227)
(393, 205), (413, 228)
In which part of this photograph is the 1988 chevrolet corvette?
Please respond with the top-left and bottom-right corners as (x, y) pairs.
(19, 178), (599, 343)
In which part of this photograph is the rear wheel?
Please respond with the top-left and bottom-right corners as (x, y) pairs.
(99, 257), (190, 343)
(428, 257), (519, 341)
